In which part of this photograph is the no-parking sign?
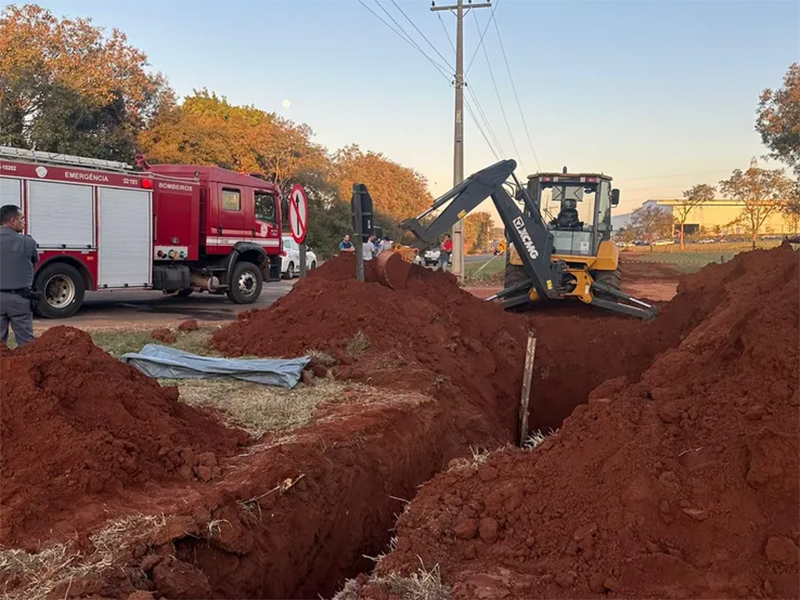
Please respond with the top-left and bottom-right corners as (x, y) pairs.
(288, 184), (308, 244)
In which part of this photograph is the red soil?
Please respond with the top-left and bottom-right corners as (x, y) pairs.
(368, 244), (800, 599)
(150, 327), (176, 344)
(177, 319), (200, 332)
(0, 327), (246, 548)
(215, 255), (531, 438)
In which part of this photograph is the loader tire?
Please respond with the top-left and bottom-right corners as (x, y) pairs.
(592, 267), (622, 299)
(503, 263), (529, 289)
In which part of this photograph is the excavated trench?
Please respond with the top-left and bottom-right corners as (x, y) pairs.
(159, 306), (692, 599)
(3, 254), (720, 600)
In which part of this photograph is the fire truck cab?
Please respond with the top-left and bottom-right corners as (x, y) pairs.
(0, 146), (286, 318)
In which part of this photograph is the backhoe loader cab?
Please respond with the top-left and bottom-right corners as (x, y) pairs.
(504, 167), (633, 312)
(392, 159), (657, 319)
(526, 171), (620, 257)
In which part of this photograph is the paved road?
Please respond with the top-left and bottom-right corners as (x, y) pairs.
(34, 280), (295, 332)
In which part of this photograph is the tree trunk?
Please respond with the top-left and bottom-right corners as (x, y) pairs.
(680, 222), (685, 250)
(752, 232), (758, 250)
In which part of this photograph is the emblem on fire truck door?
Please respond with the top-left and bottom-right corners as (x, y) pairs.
(260, 223), (267, 236)
(35, 166), (48, 178)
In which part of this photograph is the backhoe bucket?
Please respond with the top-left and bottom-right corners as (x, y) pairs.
(375, 251), (412, 290)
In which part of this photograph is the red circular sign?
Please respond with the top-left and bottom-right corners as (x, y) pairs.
(288, 184), (308, 244)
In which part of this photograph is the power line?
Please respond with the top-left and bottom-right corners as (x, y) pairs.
(391, 0), (453, 70)
(361, 0), (501, 167)
(465, 0), (500, 76)
(358, 0), (452, 79)
(466, 85), (506, 156)
(373, 0), (452, 74)
(438, 11), (505, 157)
(464, 97), (500, 160)
(491, 14), (541, 172)
(473, 12), (526, 174)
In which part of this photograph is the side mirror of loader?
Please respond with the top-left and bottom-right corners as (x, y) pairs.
(611, 188), (620, 207)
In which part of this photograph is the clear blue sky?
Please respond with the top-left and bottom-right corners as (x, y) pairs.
(19, 0), (800, 214)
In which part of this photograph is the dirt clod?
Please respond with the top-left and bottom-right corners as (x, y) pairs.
(151, 327), (176, 344)
(177, 319), (199, 332)
(765, 536), (799, 565)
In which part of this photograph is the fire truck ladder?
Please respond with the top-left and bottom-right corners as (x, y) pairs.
(0, 146), (134, 173)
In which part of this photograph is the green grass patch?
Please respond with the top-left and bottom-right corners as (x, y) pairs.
(464, 256), (505, 284)
(90, 328), (217, 358)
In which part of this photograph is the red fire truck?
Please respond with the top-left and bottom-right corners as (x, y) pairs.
(0, 146), (286, 318)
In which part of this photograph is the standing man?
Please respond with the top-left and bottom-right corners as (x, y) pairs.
(338, 234), (355, 254)
(0, 205), (39, 347)
(438, 234), (453, 273)
(362, 235), (377, 261)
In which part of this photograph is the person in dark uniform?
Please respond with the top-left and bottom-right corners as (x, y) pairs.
(0, 205), (39, 347)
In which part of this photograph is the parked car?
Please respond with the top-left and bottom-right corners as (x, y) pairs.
(652, 239), (675, 246)
(281, 236), (318, 278)
(423, 247), (453, 267)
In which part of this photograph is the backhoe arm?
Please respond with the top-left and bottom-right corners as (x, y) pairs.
(399, 159), (565, 300)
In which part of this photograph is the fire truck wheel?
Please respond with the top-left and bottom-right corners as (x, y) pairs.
(226, 261), (263, 304)
(34, 263), (85, 319)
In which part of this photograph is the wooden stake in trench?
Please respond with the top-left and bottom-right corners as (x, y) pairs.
(519, 330), (537, 444)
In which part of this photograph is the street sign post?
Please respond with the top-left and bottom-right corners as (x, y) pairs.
(288, 184), (308, 277)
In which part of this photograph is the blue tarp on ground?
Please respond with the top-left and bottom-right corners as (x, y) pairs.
(120, 344), (311, 389)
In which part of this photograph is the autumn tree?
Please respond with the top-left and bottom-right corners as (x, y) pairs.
(756, 63), (800, 182)
(463, 212), (493, 254)
(719, 165), (797, 248)
(783, 196), (800, 234)
(0, 3), (173, 159)
(139, 90), (328, 187)
(676, 184), (715, 249)
(331, 145), (433, 223)
(614, 226), (637, 244)
(630, 205), (674, 250)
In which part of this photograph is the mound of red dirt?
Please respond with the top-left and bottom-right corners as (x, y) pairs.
(215, 255), (530, 437)
(371, 244), (800, 599)
(0, 327), (246, 548)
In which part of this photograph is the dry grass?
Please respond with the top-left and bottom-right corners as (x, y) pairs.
(164, 377), (375, 438)
(448, 445), (493, 471)
(346, 330), (370, 358)
(523, 428), (556, 450)
(334, 560), (450, 600)
(91, 327), (217, 358)
(87, 325), (372, 438)
(0, 513), (167, 600)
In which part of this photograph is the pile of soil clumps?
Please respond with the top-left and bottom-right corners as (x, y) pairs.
(367, 244), (800, 599)
(213, 253), (728, 436)
(0, 327), (246, 548)
(214, 254), (530, 437)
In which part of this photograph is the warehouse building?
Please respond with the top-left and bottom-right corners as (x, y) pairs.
(639, 198), (799, 236)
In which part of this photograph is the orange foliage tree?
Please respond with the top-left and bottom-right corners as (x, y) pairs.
(331, 145), (433, 223)
(0, 4), (172, 158)
(139, 90), (328, 189)
(463, 212), (494, 254)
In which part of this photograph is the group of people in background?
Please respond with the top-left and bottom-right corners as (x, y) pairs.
(338, 233), (393, 261)
(337, 232), (452, 273)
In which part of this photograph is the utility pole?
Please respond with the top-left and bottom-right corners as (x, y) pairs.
(432, 0), (491, 282)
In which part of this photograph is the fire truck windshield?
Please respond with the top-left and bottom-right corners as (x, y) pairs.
(255, 192), (277, 224)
